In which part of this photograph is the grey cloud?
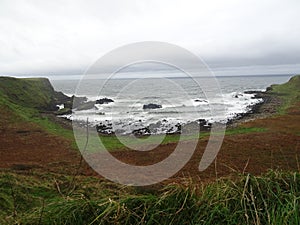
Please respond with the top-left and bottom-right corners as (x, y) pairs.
(0, 0), (300, 77)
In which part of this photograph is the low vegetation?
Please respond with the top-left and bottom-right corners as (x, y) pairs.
(268, 75), (300, 113)
(0, 77), (74, 141)
(0, 170), (299, 224)
(0, 77), (67, 110)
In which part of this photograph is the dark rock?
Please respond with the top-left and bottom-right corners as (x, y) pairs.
(74, 98), (113, 111)
(194, 99), (208, 103)
(175, 123), (182, 133)
(96, 123), (114, 135)
(167, 127), (174, 134)
(96, 98), (114, 104)
(244, 91), (256, 94)
(166, 123), (182, 134)
(132, 127), (151, 136)
(234, 93), (243, 98)
(143, 103), (162, 109)
(198, 119), (207, 126)
(200, 120), (212, 131)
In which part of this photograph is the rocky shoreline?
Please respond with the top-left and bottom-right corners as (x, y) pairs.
(51, 85), (282, 135)
(227, 88), (281, 127)
(53, 92), (278, 136)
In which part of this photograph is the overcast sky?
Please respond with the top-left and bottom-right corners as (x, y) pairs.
(0, 0), (300, 77)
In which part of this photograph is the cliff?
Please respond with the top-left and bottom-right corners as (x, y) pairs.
(0, 76), (70, 111)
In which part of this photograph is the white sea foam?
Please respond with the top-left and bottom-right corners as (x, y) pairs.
(60, 91), (263, 134)
(53, 75), (291, 134)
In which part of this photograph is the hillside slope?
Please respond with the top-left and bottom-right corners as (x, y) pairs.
(0, 76), (81, 173)
(0, 76), (70, 111)
(268, 75), (300, 113)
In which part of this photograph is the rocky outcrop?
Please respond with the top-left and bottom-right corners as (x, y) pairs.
(132, 127), (151, 136)
(143, 103), (162, 109)
(72, 97), (114, 111)
(194, 99), (208, 103)
(96, 98), (114, 104)
(96, 123), (113, 135)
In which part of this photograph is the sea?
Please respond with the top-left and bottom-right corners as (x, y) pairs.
(51, 74), (293, 135)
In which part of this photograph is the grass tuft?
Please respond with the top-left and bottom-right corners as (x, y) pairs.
(0, 170), (299, 224)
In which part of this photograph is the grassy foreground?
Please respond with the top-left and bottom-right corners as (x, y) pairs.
(0, 170), (299, 225)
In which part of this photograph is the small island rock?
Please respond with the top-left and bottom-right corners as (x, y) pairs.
(96, 98), (114, 104)
(143, 103), (162, 109)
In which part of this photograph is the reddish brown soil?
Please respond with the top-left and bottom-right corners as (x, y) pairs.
(109, 122), (300, 183)
(0, 102), (299, 184)
(0, 105), (83, 174)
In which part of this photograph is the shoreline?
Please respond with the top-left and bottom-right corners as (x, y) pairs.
(51, 88), (279, 135)
(226, 89), (282, 127)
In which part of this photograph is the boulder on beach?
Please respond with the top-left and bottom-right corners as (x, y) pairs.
(198, 119), (212, 131)
(132, 127), (151, 136)
(234, 93), (243, 98)
(143, 103), (162, 109)
(166, 123), (182, 134)
(96, 123), (114, 135)
(194, 99), (208, 103)
(96, 98), (114, 104)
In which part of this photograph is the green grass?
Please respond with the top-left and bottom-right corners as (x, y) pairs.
(225, 126), (267, 135)
(0, 77), (57, 110)
(77, 126), (266, 153)
(0, 94), (74, 139)
(0, 76), (79, 150)
(98, 133), (187, 151)
(268, 75), (300, 114)
(0, 170), (299, 224)
(0, 76), (73, 138)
